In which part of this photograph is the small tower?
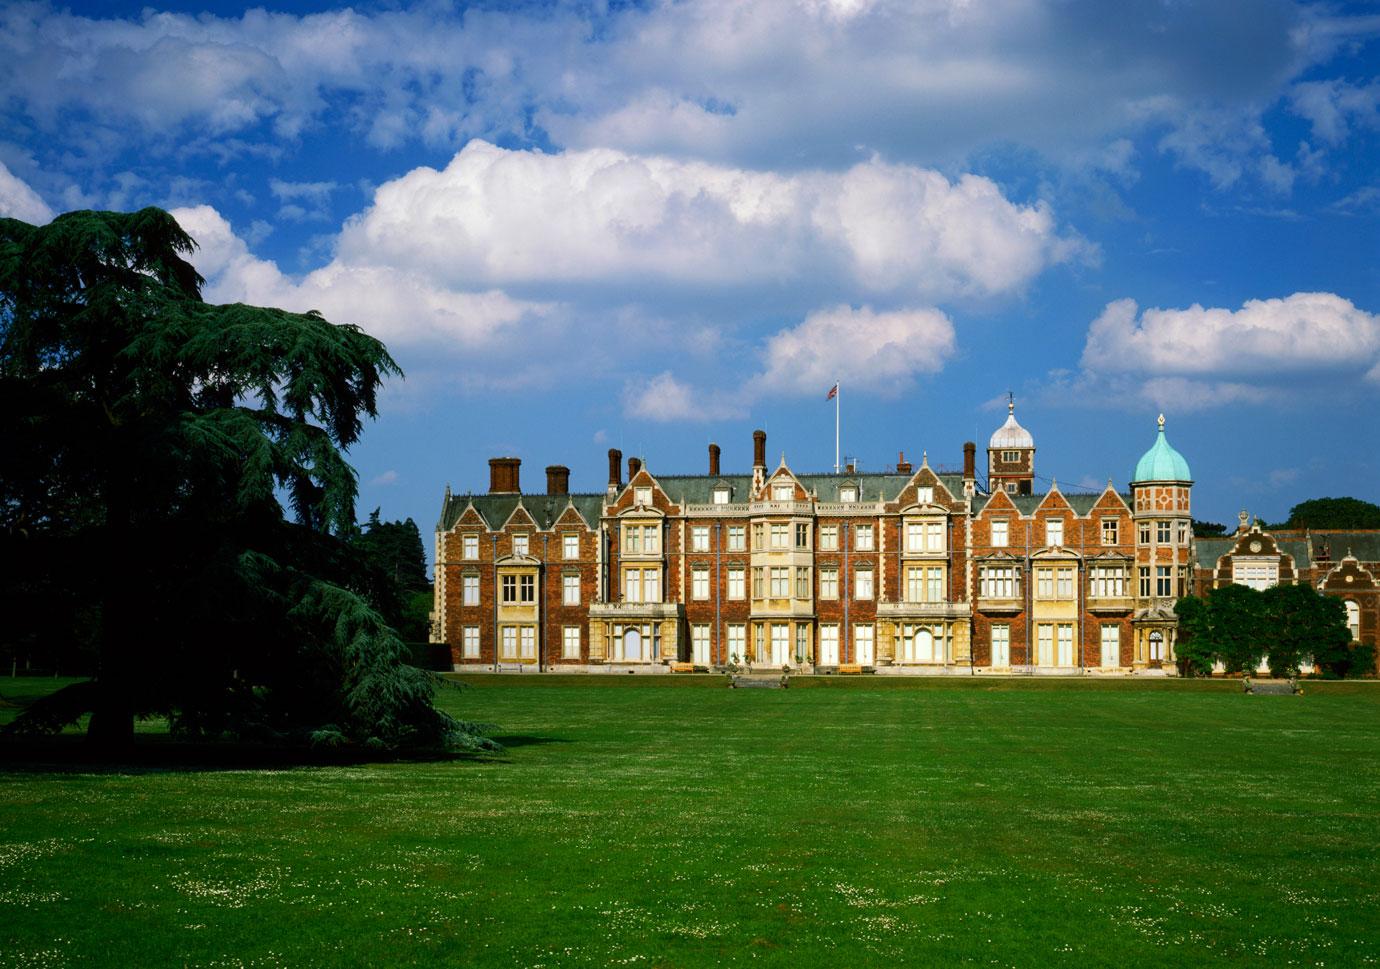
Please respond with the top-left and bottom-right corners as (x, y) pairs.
(987, 398), (1035, 495)
(1129, 414), (1194, 671)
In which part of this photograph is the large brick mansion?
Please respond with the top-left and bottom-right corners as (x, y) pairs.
(431, 408), (1379, 673)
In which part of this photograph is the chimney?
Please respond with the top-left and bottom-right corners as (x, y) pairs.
(963, 441), (976, 479)
(847, 461), (856, 474)
(628, 456), (643, 479)
(608, 448), (623, 491)
(752, 429), (767, 468)
(488, 457), (521, 494)
(895, 450), (912, 475)
(709, 443), (721, 477)
(546, 465), (569, 496)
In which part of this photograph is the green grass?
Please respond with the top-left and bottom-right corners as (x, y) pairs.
(2, 675), (1379, 968)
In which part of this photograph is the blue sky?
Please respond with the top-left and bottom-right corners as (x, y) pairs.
(2, 0), (1379, 546)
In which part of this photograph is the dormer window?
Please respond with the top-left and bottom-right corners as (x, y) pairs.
(840, 486), (857, 503)
(513, 534), (529, 556)
(713, 487), (730, 504)
(917, 486), (933, 504)
(634, 486), (652, 506)
(772, 482), (793, 500)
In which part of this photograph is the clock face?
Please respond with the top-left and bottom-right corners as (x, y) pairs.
(1249, 540), (1262, 553)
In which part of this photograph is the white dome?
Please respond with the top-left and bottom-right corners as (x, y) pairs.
(989, 402), (1034, 450)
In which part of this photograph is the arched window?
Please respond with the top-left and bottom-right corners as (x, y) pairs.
(1149, 631), (1164, 661)
(1346, 600), (1361, 642)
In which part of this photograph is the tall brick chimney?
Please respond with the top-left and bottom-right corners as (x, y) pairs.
(488, 457), (521, 494)
(628, 456), (642, 479)
(752, 430), (766, 468)
(896, 450), (912, 475)
(963, 441), (976, 497)
(608, 448), (623, 492)
(709, 443), (721, 476)
(546, 465), (569, 495)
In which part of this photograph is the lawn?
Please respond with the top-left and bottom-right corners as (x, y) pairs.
(2, 674), (1379, 968)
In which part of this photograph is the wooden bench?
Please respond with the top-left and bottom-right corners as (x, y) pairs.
(670, 662), (696, 674)
(837, 664), (864, 675)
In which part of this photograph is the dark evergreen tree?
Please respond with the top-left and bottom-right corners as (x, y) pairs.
(1280, 497), (1380, 530)
(1192, 519), (1228, 538)
(1201, 584), (1267, 674)
(0, 209), (491, 752)
(1172, 596), (1215, 676)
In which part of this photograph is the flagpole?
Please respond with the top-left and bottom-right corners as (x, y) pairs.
(834, 378), (840, 474)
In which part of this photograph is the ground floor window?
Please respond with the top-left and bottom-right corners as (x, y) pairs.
(562, 625), (580, 659)
(991, 624), (1010, 667)
(796, 625), (811, 665)
(1149, 630), (1164, 662)
(1345, 600), (1360, 641)
(819, 625), (840, 665)
(727, 623), (746, 664)
(613, 623), (659, 662)
(463, 625), (480, 658)
(1057, 623), (1074, 666)
(769, 624), (790, 666)
(1100, 624), (1119, 667)
(692, 624), (711, 665)
(899, 624), (944, 663)
(854, 624), (875, 665)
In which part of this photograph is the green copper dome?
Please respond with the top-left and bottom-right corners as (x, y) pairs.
(1133, 415), (1192, 482)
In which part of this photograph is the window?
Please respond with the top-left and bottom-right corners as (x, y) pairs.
(980, 566), (1018, 598)
(1057, 623), (1074, 666)
(854, 624), (875, 664)
(1232, 562), (1278, 591)
(795, 567), (810, 599)
(772, 482), (794, 500)
(625, 568), (662, 603)
(840, 486), (857, 503)
(563, 626), (580, 659)
(927, 567), (944, 602)
(796, 625), (810, 663)
(752, 567), (764, 598)
(907, 566), (924, 603)
(855, 567), (874, 600)
(770, 567), (790, 597)
(906, 567), (944, 602)
(727, 624), (746, 661)
(1101, 519), (1118, 546)
(1005, 482), (1017, 494)
(1156, 566), (1172, 597)
(1089, 566), (1126, 598)
(1139, 566), (1151, 598)
(463, 625), (480, 658)
(770, 624), (790, 665)
(925, 521), (943, 551)
(770, 523), (789, 549)
(855, 524), (874, 551)
(691, 526), (710, 552)
(1036, 568), (1054, 599)
(502, 574), (518, 603)
(1045, 519), (1064, 547)
(634, 486), (652, 506)
(1138, 522), (1151, 544)
(563, 533), (579, 560)
(642, 526), (660, 554)
(820, 525), (838, 550)
(1149, 631), (1164, 662)
(1100, 624), (1119, 667)
(752, 523), (764, 548)
(991, 519), (1009, 548)
(713, 487), (730, 505)
(728, 526), (746, 551)
(520, 626), (536, 659)
(501, 626), (517, 658)
(991, 624), (1010, 666)
(692, 566), (710, 600)
(691, 624), (710, 665)
(1177, 521), (1189, 545)
(819, 625), (840, 665)
(796, 523), (810, 549)
(462, 574), (479, 606)
(462, 534), (479, 560)
(917, 485), (934, 504)
(1156, 520), (1171, 544)
(728, 566), (745, 599)
(520, 574), (535, 603)
(513, 533), (529, 556)
(563, 573), (580, 606)
(1056, 567), (1074, 599)
(820, 567), (839, 600)
(1037, 624), (1053, 666)
(1001, 449), (1021, 463)
(1346, 600), (1361, 641)
(625, 525), (641, 554)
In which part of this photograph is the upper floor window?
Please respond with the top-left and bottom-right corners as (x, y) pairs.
(1156, 565), (1173, 597)
(727, 566), (745, 599)
(691, 526), (710, 552)
(752, 522), (764, 548)
(769, 567), (790, 597)
(1101, 519), (1118, 545)
(727, 525), (746, 551)
(772, 482), (794, 500)
(820, 525), (838, 551)
(462, 574), (479, 606)
(563, 533), (579, 560)
(1001, 450), (1021, 463)
(462, 533), (479, 560)
(1156, 520), (1172, 544)
(1056, 567), (1074, 599)
(917, 486), (933, 504)
(980, 566), (1018, 598)
(1089, 566), (1126, 598)
(501, 573), (536, 604)
(855, 524), (874, 551)
(770, 523), (789, 549)
(713, 487), (730, 505)
(691, 566), (710, 600)
(1005, 482), (1017, 494)
(1232, 562), (1278, 591)
(1138, 522), (1151, 544)
(991, 519), (1009, 548)
(854, 567), (874, 600)
(820, 567), (839, 599)
(562, 573), (580, 606)
(1036, 567), (1054, 599)
(840, 486), (857, 503)
(624, 567), (661, 603)
(623, 523), (660, 554)
(513, 534), (529, 557)
(1177, 521), (1189, 545)
(634, 486), (652, 506)
(1045, 519), (1064, 547)
(795, 567), (810, 598)
(795, 523), (810, 549)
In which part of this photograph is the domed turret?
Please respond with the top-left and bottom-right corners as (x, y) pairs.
(987, 398), (1035, 494)
(1133, 414), (1192, 483)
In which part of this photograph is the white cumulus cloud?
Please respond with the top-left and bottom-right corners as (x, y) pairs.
(622, 371), (747, 423)
(0, 162), (54, 223)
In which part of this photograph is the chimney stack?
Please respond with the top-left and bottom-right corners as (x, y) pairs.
(628, 456), (643, 479)
(488, 457), (521, 494)
(709, 443), (721, 477)
(963, 441), (976, 479)
(752, 429), (767, 468)
(608, 448), (623, 491)
(546, 465), (570, 496)
(896, 450), (912, 475)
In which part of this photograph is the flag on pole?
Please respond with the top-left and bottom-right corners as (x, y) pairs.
(825, 382), (838, 400)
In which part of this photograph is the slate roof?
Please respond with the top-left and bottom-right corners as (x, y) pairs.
(439, 492), (604, 532)
(648, 471), (968, 505)
(1002, 491), (1126, 516)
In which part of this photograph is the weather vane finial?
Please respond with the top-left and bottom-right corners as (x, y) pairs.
(1007, 390), (1014, 414)
(1157, 413), (1165, 430)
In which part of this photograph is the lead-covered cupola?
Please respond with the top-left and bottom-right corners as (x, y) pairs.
(1133, 414), (1192, 484)
(987, 399), (1035, 495)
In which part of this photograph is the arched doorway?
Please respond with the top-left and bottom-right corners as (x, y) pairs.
(623, 628), (641, 662)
